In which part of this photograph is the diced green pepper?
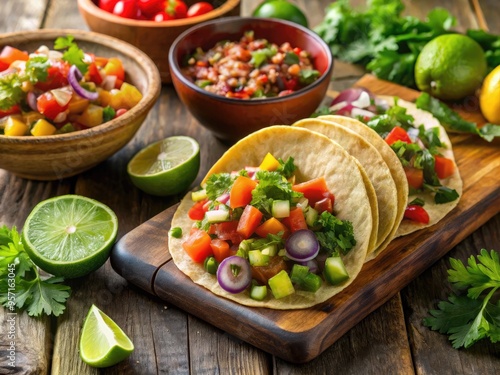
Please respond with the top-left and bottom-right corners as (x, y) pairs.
(323, 256), (349, 285)
(268, 270), (295, 299)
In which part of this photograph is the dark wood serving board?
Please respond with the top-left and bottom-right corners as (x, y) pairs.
(110, 75), (500, 363)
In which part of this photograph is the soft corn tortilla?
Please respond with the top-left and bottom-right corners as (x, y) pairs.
(319, 96), (462, 238)
(293, 118), (398, 260)
(169, 126), (373, 309)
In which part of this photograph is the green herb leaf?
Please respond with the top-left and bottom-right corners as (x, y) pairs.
(205, 173), (235, 201)
(54, 35), (88, 74)
(0, 73), (25, 110)
(250, 47), (277, 68)
(314, 211), (356, 256)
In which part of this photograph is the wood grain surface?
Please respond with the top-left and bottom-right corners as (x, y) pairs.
(1, 1), (500, 374)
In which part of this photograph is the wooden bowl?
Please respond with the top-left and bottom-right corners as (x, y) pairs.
(0, 29), (161, 181)
(168, 17), (334, 143)
(77, 0), (241, 83)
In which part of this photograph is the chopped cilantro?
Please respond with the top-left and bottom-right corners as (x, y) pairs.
(314, 211), (356, 256)
(299, 69), (320, 85)
(54, 35), (88, 74)
(276, 157), (296, 179)
(250, 47), (277, 68)
(0, 73), (24, 110)
(205, 173), (235, 201)
(284, 51), (300, 65)
(24, 56), (50, 84)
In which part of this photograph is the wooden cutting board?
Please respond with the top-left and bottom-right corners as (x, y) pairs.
(110, 75), (500, 363)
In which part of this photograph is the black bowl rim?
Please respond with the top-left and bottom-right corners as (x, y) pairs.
(168, 16), (334, 105)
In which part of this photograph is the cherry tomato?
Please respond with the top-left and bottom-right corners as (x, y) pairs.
(404, 205), (430, 224)
(37, 91), (69, 121)
(154, 10), (175, 21)
(168, 0), (188, 19)
(187, 1), (214, 17)
(98, 0), (119, 12)
(137, 0), (165, 17)
(113, 0), (139, 19)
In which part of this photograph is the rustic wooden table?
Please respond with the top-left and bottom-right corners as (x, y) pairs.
(1, 0), (499, 374)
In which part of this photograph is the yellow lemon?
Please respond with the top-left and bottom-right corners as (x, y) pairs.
(479, 64), (500, 124)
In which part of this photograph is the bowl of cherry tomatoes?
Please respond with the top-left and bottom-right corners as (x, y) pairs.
(78, 0), (241, 83)
(0, 29), (161, 180)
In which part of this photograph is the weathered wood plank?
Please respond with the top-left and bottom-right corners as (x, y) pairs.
(0, 0), (47, 33)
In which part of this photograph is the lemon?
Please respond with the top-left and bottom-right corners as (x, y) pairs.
(127, 136), (200, 196)
(79, 304), (134, 368)
(414, 34), (487, 101)
(479, 64), (500, 124)
(22, 195), (118, 279)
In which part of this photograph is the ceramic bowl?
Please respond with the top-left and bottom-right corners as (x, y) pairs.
(78, 0), (241, 83)
(0, 29), (161, 181)
(168, 16), (334, 143)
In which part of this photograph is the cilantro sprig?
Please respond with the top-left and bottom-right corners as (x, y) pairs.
(424, 249), (500, 348)
(0, 226), (71, 317)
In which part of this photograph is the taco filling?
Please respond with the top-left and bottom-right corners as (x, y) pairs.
(168, 126), (372, 309)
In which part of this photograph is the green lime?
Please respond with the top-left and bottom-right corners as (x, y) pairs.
(22, 195), (118, 279)
(252, 0), (309, 28)
(414, 33), (487, 101)
(127, 135), (200, 196)
(79, 304), (134, 368)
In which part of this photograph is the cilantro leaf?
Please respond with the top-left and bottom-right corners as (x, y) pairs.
(314, 211), (356, 256)
(276, 157), (296, 179)
(24, 56), (50, 84)
(0, 226), (71, 317)
(0, 73), (25, 110)
(205, 173), (235, 201)
(54, 35), (88, 74)
(424, 249), (500, 348)
(415, 93), (500, 141)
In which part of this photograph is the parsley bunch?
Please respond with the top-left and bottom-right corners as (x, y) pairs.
(0, 226), (71, 317)
(424, 249), (500, 348)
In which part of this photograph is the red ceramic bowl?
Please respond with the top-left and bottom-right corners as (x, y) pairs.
(168, 16), (334, 143)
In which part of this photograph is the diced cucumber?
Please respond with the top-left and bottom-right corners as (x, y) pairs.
(268, 270), (295, 299)
(205, 209), (229, 223)
(248, 250), (270, 266)
(261, 244), (278, 256)
(191, 189), (207, 202)
(271, 200), (290, 218)
(323, 257), (349, 285)
(290, 264), (309, 283)
(236, 239), (254, 258)
(250, 284), (268, 301)
(305, 207), (318, 227)
(290, 264), (322, 293)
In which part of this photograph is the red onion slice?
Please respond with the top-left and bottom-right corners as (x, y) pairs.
(216, 255), (252, 294)
(285, 229), (320, 262)
(68, 65), (99, 101)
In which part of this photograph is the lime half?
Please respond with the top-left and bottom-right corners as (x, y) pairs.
(127, 136), (200, 196)
(80, 304), (134, 368)
(22, 195), (118, 279)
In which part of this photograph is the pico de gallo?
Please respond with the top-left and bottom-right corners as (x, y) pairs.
(0, 35), (142, 136)
(181, 30), (321, 99)
(314, 88), (460, 224)
(172, 153), (356, 301)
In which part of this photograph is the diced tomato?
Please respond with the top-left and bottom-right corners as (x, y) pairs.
(37, 91), (69, 121)
(282, 207), (307, 232)
(404, 205), (429, 224)
(230, 175), (258, 209)
(0, 46), (29, 71)
(210, 239), (231, 263)
(404, 166), (424, 190)
(292, 177), (331, 206)
(188, 199), (208, 220)
(385, 126), (412, 146)
(0, 104), (21, 118)
(182, 229), (213, 263)
(237, 205), (263, 239)
(255, 217), (288, 238)
(314, 197), (333, 214)
(434, 155), (455, 179)
(35, 61), (70, 91)
(212, 221), (244, 245)
(86, 62), (103, 85)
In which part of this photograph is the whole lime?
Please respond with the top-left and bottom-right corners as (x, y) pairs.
(414, 33), (487, 101)
(252, 0), (308, 28)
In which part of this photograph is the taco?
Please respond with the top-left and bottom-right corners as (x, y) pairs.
(168, 126), (374, 309)
(317, 93), (462, 238)
(293, 118), (400, 261)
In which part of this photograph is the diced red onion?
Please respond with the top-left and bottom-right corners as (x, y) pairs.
(331, 87), (373, 106)
(285, 229), (320, 262)
(216, 193), (230, 204)
(68, 65), (99, 101)
(351, 107), (376, 119)
(351, 90), (372, 108)
(51, 88), (72, 107)
(101, 75), (116, 91)
(300, 259), (319, 274)
(216, 255), (252, 294)
(27, 91), (39, 111)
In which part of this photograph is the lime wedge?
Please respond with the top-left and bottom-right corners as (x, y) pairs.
(127, 136), (200, 196)
(22, 195), (118, 279)
(79, 304), (134, 368)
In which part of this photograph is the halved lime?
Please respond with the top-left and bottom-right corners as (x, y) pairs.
(22, 195), (118, 279)
(127, 135), (200, 196)
(79, 304), (134, 368)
